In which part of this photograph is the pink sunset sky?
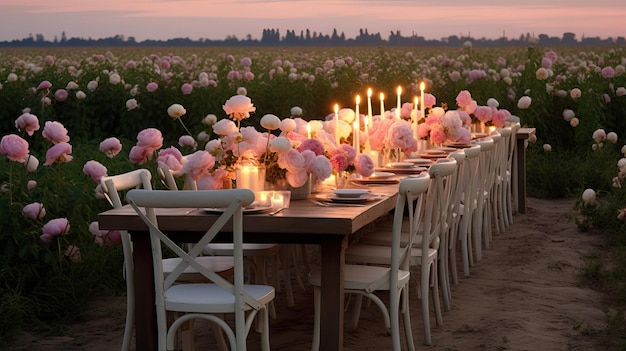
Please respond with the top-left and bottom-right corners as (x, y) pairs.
(0, 0), (624, 42)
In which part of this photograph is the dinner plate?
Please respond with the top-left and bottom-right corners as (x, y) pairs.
(388, 162), (413, 169)
(375, 166), (427, 174)
(316, 193), (383, 204)
(368, 171), (395, 179)
(472, 132), (488, 139)
(333, 189), (369, 198)
(437, 147), (457, 152)
(404, 158), (434, 166)
(416, 153), (449, 159)
(202, 206), (273, 214)
(351, 178), (400, 185)
(446, 142), (472, 148)
(424, 149), (447, 155)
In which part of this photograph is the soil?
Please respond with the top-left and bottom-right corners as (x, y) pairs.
(13, 197), (610, 351)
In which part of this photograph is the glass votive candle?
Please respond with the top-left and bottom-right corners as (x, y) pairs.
(256, 191), (274, 207)
(272, 190), (291, 208)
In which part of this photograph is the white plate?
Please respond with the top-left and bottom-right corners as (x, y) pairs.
(351, 178), (400, 185)
(404, 158), (434, 166)
(202, 206), (273, 214)
(332, 189), (369, 198)
(425, 149), (447, 155)
(368, 171), (395, 179)
(389, 162), (414, 168)
(375, 166), (426, 174)
(317, 193), (383, 204)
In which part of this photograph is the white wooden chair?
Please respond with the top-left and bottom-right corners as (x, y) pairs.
(309, 173), (430, 351)
(158, 165), (286, 314)
(472, 137), (496, 261)
(100, 169), (234, 351)
(344, 159), (458, 345)
(126, 188), (275, 351)
(453, 145), (482, 277)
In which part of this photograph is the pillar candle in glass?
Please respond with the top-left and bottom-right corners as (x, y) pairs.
(413, 96), (419, 140)
(354, 95), (360, 151)
(364, 114), (371, 154)
(396, 86), (402, 119)
(334, 104), (340, 146)
(420, 81), (425, 121)
(367, 88), (373, 126)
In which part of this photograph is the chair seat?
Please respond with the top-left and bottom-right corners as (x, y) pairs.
(346, 243), (437, 266)
(203, 243), (280, 256)
(309, 265), (410, 290)
(166, 283), (276, 313)
(163, 256), (235, 282)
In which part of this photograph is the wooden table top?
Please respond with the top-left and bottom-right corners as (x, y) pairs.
(98, 185), (399, 238)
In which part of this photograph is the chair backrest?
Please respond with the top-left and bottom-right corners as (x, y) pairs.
(100, 169), (153, 288)
(126, 189), (255, 348)
(101, 169), (153, 209)
(367, 173), (430, 292)
(422, 158), (458, 257)
(158, 164), (197, 191)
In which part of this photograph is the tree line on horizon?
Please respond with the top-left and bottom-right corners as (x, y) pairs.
(1, 27), (624, 48)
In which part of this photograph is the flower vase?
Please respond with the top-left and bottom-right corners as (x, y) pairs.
(235, 163), (266, 195)
(266, 175), (311, 200)
(289, 175), (312, 200)
(417, 139), (429, 153)
(381, 148), (401, 167)
(335, 171), (350, 189)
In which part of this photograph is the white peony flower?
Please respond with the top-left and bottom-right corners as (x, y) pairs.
(125, 98), (139, 111)
(570, 88), (582, 99)
(260, 114), (281, 130)
(562, 109), (575, 121)
(582, 188), (596, 204)
(517, 96), (532, 109)
(167, 104), (186, 119)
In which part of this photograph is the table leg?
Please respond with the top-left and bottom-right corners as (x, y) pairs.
(319, 236), (348, 351)
(515, 138), (527, 214)
(131, 231), (157, 350)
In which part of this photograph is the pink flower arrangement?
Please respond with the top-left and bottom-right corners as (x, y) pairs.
(418, 108), (472, 144)
(328, 144), (374, 177)
(181, 150), (215, 181)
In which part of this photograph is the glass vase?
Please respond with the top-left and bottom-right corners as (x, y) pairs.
(335, 171), (350, 189)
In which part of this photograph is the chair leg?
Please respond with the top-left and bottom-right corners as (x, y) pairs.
(420, 263), (432, 346)
(213, 316), (229, 351)
(180, 320), (195, 351)
(401, 286), (416, 351)
(121, 292), (134, 351)
(311, 286), (321, 351)
(279, 246), (295, 307)
(349, 294), (363, 329)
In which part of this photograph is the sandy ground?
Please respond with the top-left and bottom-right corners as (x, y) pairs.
(14, 197), (610, 351)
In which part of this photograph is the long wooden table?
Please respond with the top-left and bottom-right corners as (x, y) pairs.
(98, 186), (398, 351)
